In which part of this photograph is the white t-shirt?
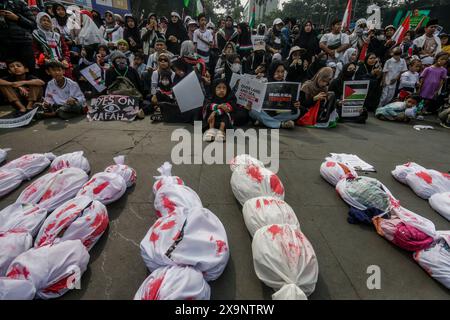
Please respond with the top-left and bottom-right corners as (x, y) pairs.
(399, 70), (419, 90)
(320, 32), (350, 62)
(44, 77), (86, 106)
(193, 28), (213, 63)
(382, 57), (408, 86)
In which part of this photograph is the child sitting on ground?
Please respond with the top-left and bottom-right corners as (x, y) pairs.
(203, 79), (235, 142)
(39, 60), (86, 119)
(0, 61), (45, 115)
(378, 47), (408, 107)
(116, 39), (134, 66)
(375, 94), (421, 122)
(133, 52), (147, 80)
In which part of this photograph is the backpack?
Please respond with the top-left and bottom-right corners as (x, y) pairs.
(107, 76), (143, 100)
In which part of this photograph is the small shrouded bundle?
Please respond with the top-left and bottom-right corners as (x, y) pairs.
(140, 206), (229, 282)
(336, 176), (396, 224)
(0, 203), (47, 237)
(429, 192), (450, 221)
(0, 278), (36, 300)
(35, 196), (109, 251)
(404, 170), (450, 199)
(229, 154), (265, 172)
(134, 266), (211, 300)
(320, 160), (357, 186)
(152, 162), (184, 195)
(0, 152), (56, 197)
(392, 162), (426, 184)
(16, 167), (89, 212)
(4, 240), (89, 299)
(413, 231), (450, 289)
(0, 230), (33, 276)
(50, 151), (90, 174)
(1, 153), (55, 179)
(231, 164), (285, 206)
(104, 156), (137, 188)
(0, 148), (11, 164)
(252, 224), (318, 300)
(373, 206), (436, 252)
(77, 172), (127, 205)
(243, 196), (300, 237)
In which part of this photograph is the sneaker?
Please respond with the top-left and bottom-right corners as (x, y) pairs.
(440, 122), (450, 129)
(281, 120), (295, 129)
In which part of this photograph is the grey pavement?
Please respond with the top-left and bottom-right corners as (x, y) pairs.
(0, 115), (449, 300)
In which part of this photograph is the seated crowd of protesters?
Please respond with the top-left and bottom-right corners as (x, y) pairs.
(0, 2), (449, 142)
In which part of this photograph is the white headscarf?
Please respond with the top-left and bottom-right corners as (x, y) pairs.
(341, 48), (357, 65)
(78, 14), (105, 46)
(36, 12), (56, 40)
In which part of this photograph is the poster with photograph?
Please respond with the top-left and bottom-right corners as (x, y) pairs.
(251, 35), (266, 51)
(262, 82), (301, 112)
(235, 76), (267, 112)
(80, 64), (106, 93)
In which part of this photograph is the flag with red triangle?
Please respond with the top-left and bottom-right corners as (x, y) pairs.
(341, 0), (352, 31)
(392, 14), (411, 45)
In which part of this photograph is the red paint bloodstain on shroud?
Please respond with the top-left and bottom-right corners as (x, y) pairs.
(246, 166), (263, 183)
(267, 225), (283, 240)
(270, 175), (284, 195)
(143, 276), (165, 300)
(415, 171), (433, 185)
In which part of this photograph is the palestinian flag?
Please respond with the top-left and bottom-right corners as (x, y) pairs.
(296, 101), (338, 128)
(341, 0), (352, 31)
(392, 14), (410, 45)
(249, 3), (256, 29)
(196, 0), (204, 15)
(344, 83), (368, 101)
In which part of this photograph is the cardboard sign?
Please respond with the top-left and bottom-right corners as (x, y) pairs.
(235, 76), (267, 112)
(262, 82), (301, 112)
(173, 71), (205, 113)
(80, 64), (106, 93)
(251, 35), (266, 51)
(87, 95), (139, 121)
(341, 80), (370, 118)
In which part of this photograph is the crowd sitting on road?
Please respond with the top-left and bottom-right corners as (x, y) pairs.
(0, 1), (449, 141)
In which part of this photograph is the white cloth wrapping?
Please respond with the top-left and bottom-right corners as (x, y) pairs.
(152, 161), (184, 195)
(429, 192), (450, 221)
(0, 230), (33, 276)
(104, 155), (137, 188)
(392, 163), (450, 199)
(242, 196), (300, 237)
(16, 167), (89, 212)
(0, 152), (56, 197)
(405, 170), (450, 199)
(0, 148), (11, 164)
(0, 278), (36, 300)
(392, 162), (426, 184)
(319, 160), (358, 186)
(0, 203), (47, 237)
(1, 153), (55, 180)
(77, 172), (127, 205)
(413, 231), (450, 289)
(229, 154), (265, 172)
(50, 151), (91, 174)
(335, 176), (396, 215)
(134, 266), (211, 300)
(230, 164), (285, 206)
(252, 224), (318, 300)
(5, 240), (89, 299)
(35, 196), (109, 251)
(0, 168), (26, 198)
(140, 206), (229, 282)
(154, 184), (202, 218)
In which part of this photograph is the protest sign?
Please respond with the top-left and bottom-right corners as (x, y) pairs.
(80, 64), (106, 93)
(0, 108), (38, 129)
(235, 76), (266, 112)
(251, 35), (266, 51)
(341, 80), (370, 118)
(230, 73), (243, 91)
(173, 71), (205, 113)
(87, 95), (139, 121)
(262, 82), (301, 112)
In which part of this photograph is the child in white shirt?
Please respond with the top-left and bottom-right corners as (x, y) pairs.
(193, 13), (213, 64)
(398, 58), (421, 93)
(379, 47), (408, 107)
(42, 61), (86, 119)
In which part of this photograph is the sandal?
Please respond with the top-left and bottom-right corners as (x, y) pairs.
(203, 129), (217, 142)
(215, 130), (226, 142)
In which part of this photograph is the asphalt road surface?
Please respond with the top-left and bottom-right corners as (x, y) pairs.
(1, 115), (449, 300)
